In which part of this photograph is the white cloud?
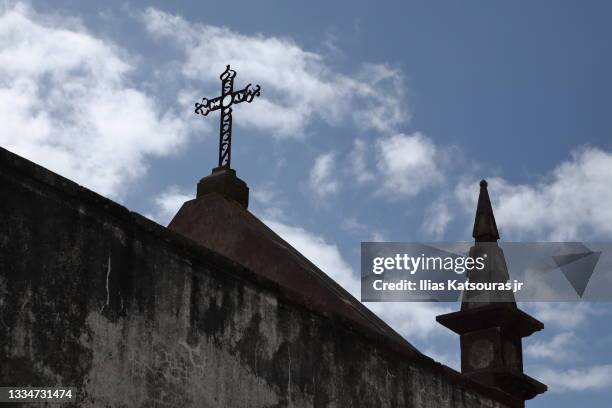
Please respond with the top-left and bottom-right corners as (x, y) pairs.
(142, 7), (407, 138)
(251, 183), (288, 221)
(526, 332), (577, 362)
(346, 138), (375, 184)
(455, 147), (612, 240)
(422, 199), (453, 239)
(340, 217), (368, 235)
(340, 217), (386, 241)
(147, 186), (193, 225)
(527, 303), (598, 330)
(376, 133), (444, 197)
(309, 153), (339, 197)
(252, 184), (279, 206)
(535, 364), (612, 392)
(423, 347), (460, 371)
(370, 231), (386, 241)
(0, 3), (189, 198)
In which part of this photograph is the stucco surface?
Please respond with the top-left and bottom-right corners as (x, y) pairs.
(0, 147), (513, 408)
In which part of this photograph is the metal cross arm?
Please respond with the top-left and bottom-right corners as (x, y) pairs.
(194, 65), (261, 168)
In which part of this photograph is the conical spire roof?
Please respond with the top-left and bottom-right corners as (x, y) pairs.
(472, 179), (500, 242)
(437, 179), (547, 403)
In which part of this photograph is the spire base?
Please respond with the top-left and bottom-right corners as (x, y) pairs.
(196, 166), (249, 209)
(436, 304), (543, 338)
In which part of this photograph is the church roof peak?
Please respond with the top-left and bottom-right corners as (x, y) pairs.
(472, 179), (500, 242)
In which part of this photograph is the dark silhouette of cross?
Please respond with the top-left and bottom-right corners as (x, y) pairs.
(195, 65), (261, 168)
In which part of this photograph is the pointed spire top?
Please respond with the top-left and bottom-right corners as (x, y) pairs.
(472, 179), (500, 242)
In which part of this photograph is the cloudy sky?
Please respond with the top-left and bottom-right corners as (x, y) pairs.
(2, 1), (612, 406)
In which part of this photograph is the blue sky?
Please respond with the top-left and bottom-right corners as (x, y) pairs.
(1, 1), (612, 406)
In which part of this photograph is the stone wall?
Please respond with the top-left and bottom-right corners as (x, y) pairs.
(0, 147), (514, 407)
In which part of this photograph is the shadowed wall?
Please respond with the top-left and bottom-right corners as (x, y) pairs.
(0, 147), (515, 408)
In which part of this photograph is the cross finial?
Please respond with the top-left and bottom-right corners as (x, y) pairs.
(195, 65), (261, 168)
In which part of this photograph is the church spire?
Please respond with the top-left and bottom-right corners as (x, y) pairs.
(472, 179), (500, 242)
(437, 180), (547, 406)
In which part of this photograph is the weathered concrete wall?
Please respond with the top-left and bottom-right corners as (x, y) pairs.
(0, 147), (514, 407)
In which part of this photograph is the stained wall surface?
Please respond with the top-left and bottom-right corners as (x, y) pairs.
(0, 147), (513, 408)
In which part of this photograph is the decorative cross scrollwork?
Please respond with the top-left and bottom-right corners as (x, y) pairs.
(195, 65), (261, 168)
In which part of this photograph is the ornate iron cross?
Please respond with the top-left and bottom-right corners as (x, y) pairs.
(195, 65), (261, 168)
